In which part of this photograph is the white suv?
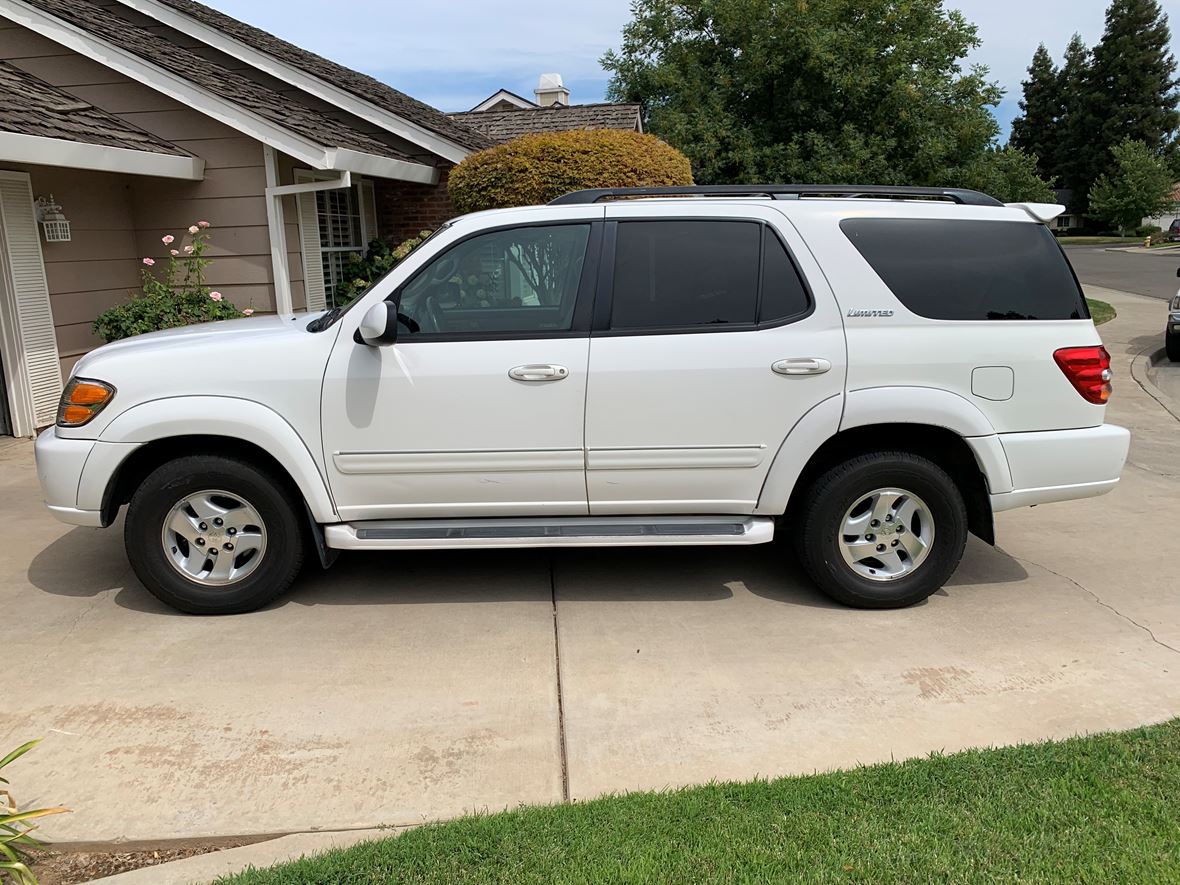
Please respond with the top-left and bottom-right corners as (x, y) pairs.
(35, 185), (1131, 614)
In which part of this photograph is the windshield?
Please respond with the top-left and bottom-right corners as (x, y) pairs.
(307, 222), (453, 332)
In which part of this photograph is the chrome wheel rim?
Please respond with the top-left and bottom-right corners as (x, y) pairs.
(161, 489), (267, 587)
(838, 487), (934, 582)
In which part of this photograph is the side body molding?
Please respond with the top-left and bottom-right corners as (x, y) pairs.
(91, 396), (338, 521)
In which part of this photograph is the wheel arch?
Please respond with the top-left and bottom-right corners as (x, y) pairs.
(89, 397), (337, 525)
(780, 423), (995, 545)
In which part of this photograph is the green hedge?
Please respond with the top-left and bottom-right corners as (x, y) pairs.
(448, 129), (693, 214)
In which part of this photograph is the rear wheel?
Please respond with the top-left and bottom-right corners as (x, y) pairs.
(125, 454), (304, 614)
(795, 452), (968, 609)
(1167, 330), (1180, 362)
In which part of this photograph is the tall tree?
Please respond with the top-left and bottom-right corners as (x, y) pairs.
(1073, 0), (1180, 207)
(1010, 44), (1060, 179)
(601, 0), (1045, 198)
(1054, 34), (1091, 208)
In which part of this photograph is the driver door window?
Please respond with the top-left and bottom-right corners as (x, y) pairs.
(397, 224), (591, 335)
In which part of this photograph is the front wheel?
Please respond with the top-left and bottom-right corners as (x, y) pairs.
(1167, 330), (1180, 362)
(125, 454), (305, 614)
(794, 452), (968, 609)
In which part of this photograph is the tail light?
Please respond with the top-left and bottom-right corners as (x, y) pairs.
(1054, 346), (1112, 404)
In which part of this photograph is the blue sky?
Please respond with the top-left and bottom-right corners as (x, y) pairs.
(210, 0), (1180, 142)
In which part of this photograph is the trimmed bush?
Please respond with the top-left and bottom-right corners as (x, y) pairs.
(448, 129), (693, 214)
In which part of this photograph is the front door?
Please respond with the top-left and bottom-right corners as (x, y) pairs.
(322, 218), (600, 521)
(584, 203), (846, 514)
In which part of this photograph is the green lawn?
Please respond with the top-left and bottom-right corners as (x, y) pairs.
(1056, 235), (1140, 245)
(222, 719), (1180, 885)
(1087, 298), (1117, 325)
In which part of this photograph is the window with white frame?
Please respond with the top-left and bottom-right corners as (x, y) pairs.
(316, 185), (364, 306)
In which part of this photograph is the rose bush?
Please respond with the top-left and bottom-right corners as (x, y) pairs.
(92, 222), (247, 342)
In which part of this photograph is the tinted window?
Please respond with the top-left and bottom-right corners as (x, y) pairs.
(759, 227), (811, 322)
(397, 224), (590, 335)
(611, 221), (760, 329)
(840, 218), (1087, 321)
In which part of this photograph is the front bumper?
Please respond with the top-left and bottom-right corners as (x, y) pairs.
(34, 427), (140, 527)
(990, 424), (1130, 512)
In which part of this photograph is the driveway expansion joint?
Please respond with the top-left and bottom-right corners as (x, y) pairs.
(1012, 555), (1180, 658)
(549, 554), (571, 803)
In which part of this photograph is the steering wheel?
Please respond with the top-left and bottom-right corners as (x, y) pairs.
(429, 255), (458, 284)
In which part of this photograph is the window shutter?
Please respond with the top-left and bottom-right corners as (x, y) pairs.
(359, 179), (378, 244)
(296, 187), (326, 311)
(0, 172), (62, 429)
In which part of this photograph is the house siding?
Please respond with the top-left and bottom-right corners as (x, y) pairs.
(0, 19), (291, 366)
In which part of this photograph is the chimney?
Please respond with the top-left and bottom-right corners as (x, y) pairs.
(535, 72), (570, 107)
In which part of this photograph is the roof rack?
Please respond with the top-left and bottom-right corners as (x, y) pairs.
(549, 184), (1003, 207)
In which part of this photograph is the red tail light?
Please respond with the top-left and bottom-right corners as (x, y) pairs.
(1054, 346), (1112, 404)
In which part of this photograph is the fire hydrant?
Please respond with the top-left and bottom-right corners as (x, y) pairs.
(1145, 235), (1153, 247)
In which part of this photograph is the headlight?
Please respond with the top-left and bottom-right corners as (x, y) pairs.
(57, 377), (116, 427)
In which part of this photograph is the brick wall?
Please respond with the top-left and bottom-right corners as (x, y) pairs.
(374, 164), (458, 245)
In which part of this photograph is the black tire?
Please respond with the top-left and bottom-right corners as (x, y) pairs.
(1167, 331), (1180, 363)
(125, 454), (305, 614)
(794, 452), (968, 609)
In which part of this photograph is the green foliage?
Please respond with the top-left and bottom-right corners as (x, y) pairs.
(448, 129), (693, 214)
(1074, 0), (1180, 204)
(1, 740), (68, 884)
(1088, 138), (1177, 233)
(334, 231), (434, 306)
(1135, 223), (1163, 236)
(954, 146), (1057, 203)
(222, 719), (1180, 884)
(1009, 44), (1061, 179)
(92, 223), (245, 342)
(601, 0), (1038, 197)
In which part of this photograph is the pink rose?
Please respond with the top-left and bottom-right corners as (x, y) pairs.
(209, 291), (223, 302)
(188, 225), (199, 234)
(142, 257), (155, 266)
(197, 221), (210, 229)
(183, 245), (193, 253)
(170, 249), (179, 256)
(243, 308), (254, 316)
(161, 234), (174, 245)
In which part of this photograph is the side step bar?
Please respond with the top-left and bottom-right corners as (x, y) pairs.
(324, 516), (775, 550)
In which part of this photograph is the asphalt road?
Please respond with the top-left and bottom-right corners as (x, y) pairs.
(1065, 245), (1180, 301)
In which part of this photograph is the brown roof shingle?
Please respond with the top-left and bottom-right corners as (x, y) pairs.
(154, 0), (492, 153)
(0, 58), (189, 155)
(24, 0), (421, 164)
(449, 103), (642, 144)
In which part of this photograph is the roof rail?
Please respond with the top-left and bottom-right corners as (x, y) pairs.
(549, 184), (1003, 207)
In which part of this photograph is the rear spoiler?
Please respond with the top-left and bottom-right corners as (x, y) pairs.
(1005, 202), (1066, 224)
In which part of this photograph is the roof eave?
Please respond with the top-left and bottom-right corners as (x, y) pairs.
(114, 0), (477, 164)
(0, 131), (204, 179)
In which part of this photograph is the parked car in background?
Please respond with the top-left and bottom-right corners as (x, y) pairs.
(1167, 269), (1180, 361)
(1167, 219), (1180, 243)
(35, 185), (1130, 615)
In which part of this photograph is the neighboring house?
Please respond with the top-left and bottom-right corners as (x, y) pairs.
(450, 73), (643, 144)
(0, 0), (491, 438)
(1050, 189), (1081, 234)
(1141, 182), (1180, 231)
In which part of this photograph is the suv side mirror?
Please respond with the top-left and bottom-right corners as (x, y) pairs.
(356, 301), (399, 346)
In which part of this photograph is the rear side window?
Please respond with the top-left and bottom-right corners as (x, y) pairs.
(610, 221), (760, 328)
(760, 226), (811, 322)
(840, 218), (1087, 321)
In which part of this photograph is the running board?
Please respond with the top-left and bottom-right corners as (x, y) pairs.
(323, 516), (775, 550)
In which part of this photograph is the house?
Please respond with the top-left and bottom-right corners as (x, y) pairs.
(1141, 182), (1180, 232)
(1050, 189), (1081, 234)
(449, 73), (643, 144)
(0, 0), (492, 438)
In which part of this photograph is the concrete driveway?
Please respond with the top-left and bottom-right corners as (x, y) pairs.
(2, 287), (1178, 845)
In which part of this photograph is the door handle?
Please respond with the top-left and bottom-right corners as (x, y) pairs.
(509, 364), (569, 382)
(772, 358), (832, 376)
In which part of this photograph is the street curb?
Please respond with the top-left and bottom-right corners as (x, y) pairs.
(1130, 345), (1180, 422)
(90, 827), (401, 884)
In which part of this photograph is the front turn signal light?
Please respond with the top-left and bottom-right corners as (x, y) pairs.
(57, 378), (116, 427)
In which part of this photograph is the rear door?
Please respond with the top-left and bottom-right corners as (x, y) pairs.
(584, 202), (846, 514)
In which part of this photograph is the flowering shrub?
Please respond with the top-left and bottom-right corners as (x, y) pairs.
(92, 221), (247, 342)
(333, 230), (434, 305)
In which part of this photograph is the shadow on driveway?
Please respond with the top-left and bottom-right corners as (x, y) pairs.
(28, 521), (1028, 617)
